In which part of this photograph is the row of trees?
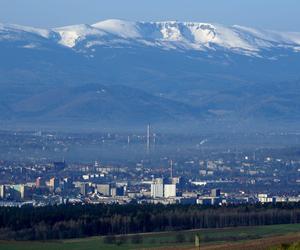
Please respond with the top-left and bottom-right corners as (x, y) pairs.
(0, 203), (300, 240)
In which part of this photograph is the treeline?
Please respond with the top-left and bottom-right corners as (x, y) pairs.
(0, 203), (300, 240)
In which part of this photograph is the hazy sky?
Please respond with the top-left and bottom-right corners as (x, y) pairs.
(0, 0), (299, 31)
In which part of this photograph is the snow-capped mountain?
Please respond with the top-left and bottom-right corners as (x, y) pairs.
(1, 20), (300, 131)
(1, 19), (300, 56)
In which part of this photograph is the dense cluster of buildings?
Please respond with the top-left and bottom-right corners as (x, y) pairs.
(0, 130), (300, 207)
(0, 164), (299, 207)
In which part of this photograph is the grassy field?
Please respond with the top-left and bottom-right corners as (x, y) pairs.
(0, 224), (300, 250)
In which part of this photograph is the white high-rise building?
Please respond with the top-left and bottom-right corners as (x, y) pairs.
(151, 183), (164, 198)
(164, 184), (176, 198)
(0, 185), (5, 199)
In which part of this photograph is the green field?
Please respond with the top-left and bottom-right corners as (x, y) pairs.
(1, 224), (300, 250)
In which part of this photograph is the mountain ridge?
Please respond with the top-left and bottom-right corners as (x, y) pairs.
(1, 19), (300, 56)
(1, 20), (300, 131)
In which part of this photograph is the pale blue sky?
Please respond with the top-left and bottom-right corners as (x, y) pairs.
(0, 0), (299, 31)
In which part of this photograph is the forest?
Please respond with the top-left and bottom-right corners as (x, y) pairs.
(0, 203), (300, 240)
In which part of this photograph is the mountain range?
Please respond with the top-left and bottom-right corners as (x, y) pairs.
(1, 19), (300, 131)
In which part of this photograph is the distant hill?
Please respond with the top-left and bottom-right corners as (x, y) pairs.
(1, 20), (300, 131)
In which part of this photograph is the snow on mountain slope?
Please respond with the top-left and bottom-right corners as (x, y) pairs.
(54, 24), (107, 47)
(0, 23), (55, 40)
(233, 25), (300, 49)
(52, 20), (300, 54)
(91, 20), (257, 51)
(1, 19), (300, 55)
(92, 19), (141, 39)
